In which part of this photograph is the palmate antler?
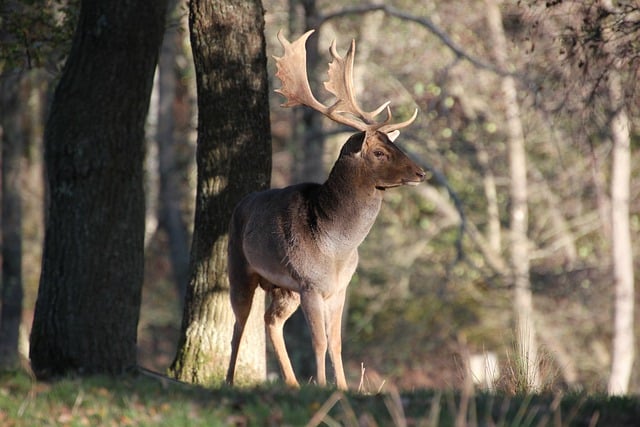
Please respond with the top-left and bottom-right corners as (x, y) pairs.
(274, 29), (418, 134)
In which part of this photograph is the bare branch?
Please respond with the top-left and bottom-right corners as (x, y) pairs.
(318, 3), (513, 77)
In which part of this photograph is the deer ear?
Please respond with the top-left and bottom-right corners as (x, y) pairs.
(386, 130), (400, 142)
(340, 132), (367, 156)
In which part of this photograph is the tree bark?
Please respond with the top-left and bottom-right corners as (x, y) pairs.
(0, 72), (25, 370)
(29, 0), (167, 378)
(486, 0), (540, 391)
(169, 0), (272, 385)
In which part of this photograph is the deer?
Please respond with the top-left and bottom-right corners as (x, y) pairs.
(225, 29), (425, 390)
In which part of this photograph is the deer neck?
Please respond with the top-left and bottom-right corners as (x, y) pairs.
(313, 155), (382, 254)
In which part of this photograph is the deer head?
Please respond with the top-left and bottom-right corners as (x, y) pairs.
(331, 131), (423, 192)
(274, 29), (424, 188)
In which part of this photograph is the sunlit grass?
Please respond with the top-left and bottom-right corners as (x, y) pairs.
(1, 369), (638, 426)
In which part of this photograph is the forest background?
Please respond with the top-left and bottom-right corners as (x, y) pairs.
(1, 0), (639, 395)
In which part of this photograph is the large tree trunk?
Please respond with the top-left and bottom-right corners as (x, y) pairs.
(486, 0), (540, 392)
(0, 72), (25, 370)
(607, 69), (634, 395)
(169, 0), (272, 385)
(29, 0), (167, 378)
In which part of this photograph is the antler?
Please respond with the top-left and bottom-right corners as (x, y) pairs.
(274, 29), (417, 133)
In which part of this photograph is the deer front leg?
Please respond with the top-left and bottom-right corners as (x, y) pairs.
(326, 289), (348, 390)
(300, 289), (328, 387)
(265, 287), (301, 388)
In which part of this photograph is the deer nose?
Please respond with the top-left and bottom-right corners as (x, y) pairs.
(416, 169), (426, 181)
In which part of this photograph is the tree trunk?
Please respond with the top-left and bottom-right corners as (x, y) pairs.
(157, 0), (191, 304)
(169, 0), (272, 385)
(0, 72), (25, 370)
(29, 0), (167, 378)
(607, 69), (634, 395)
(486, 0), (540, 391)
(300, 0), (325, 183)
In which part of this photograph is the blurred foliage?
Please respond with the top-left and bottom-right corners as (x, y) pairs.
(0, 0), (78, 73)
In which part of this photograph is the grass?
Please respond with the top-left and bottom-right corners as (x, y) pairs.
(1, 369), (639, 426)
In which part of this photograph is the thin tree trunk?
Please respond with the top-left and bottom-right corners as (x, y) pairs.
(29, 0), (167, 378)
(0, 72), (24, 370)
(486, 0), (540, 391)
(300, 0), (325, 183)
(607, 69), (634, 395)
(146, 66), (160, 248)
(169, 0), (272, 385)
(595, 0), (636, 396)
(157, 0), (190, 304)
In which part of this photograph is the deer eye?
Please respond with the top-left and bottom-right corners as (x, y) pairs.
(373, 150), (385, 158)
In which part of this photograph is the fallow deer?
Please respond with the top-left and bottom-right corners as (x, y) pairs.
(226, 30), (425, 390)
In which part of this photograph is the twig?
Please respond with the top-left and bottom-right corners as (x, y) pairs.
(137, 366), (191, 388)
(318, 3), (512, 77)
(358, 362), (366, 393)
(306, 391), (344, 427)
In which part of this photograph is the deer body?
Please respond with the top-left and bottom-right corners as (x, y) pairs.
(225, 31), (425, 390)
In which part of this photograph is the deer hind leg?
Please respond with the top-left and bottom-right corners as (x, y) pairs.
(265, 287), (301, 387)
(226, 267), (259, 386)
(326, 290), (348, 390)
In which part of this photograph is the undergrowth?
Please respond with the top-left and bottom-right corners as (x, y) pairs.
(0, 370), (639, 426)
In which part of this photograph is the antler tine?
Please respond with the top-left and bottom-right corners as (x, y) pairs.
(325, 39), (391, 129)
(378, 108), (419, 134)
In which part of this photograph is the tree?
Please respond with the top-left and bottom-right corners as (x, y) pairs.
(607, 67), (633, 395)
(1, 73), (24, 370)
(1, 0), (76, 374)
(601, 0), (635, 394)
(486, 0), (540, 392)
(156, 0), (191, 304)
(599, 0), (640, 394)
(29, 0), (168, 378)
(169, 0), (272, 385)
(298, 0), (325, 183)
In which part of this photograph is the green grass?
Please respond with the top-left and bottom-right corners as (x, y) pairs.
(1, 370), (639, 426)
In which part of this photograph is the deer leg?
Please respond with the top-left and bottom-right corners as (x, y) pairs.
(300, 289), (328, 387)
(326, 290), (348, 390)
(226, 269), (259, 385)
(265, 287), (300, 387)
